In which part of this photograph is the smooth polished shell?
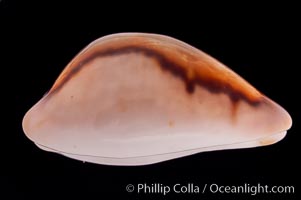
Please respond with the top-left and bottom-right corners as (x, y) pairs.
(22, 33), (292, 166)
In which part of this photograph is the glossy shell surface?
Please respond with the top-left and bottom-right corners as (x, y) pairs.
(23, 33), (292, 165)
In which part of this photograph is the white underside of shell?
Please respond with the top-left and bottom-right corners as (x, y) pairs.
(35, 131), (286, 166)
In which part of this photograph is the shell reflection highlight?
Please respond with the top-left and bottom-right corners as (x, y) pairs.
(22, 33), (292, 166)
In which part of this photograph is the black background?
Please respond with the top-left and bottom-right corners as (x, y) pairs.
(3, 1), (300, 199)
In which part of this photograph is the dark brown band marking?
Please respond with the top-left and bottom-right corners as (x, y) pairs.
(48, 45), (262, 110)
